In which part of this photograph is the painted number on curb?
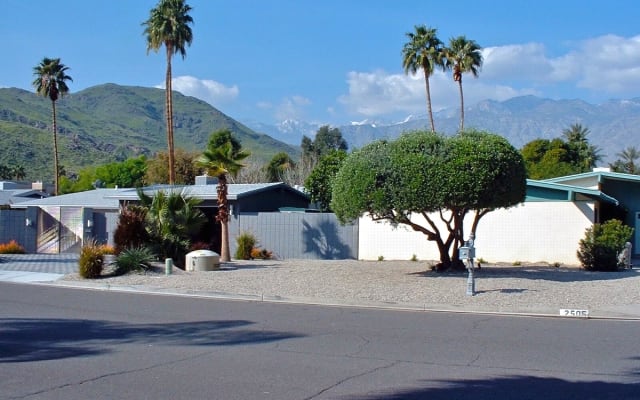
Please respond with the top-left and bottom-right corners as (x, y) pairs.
(559, 309), (589, 317)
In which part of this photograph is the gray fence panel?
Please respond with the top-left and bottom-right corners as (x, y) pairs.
(0, 209), (31, 251)
(232, 212), (358, 260)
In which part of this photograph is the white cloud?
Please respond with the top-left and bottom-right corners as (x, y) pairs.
(338, 69), (535, 119)
(481, 43), (554, 81)
(273, 95), (312, 121)
(574, 34), (640, 93)
(337, 34), (640, 119)
(156, 75), (239, 107)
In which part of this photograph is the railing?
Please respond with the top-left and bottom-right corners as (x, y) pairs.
(37, 225), (59, 254)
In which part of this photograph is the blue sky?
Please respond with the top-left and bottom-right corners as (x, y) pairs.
(2, 0), (640, 125)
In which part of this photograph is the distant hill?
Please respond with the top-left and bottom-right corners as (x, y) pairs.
(0, 84), (298, 182)
(246, 95), (640, 163)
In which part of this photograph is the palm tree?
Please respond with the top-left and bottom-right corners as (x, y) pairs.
(562, 123), (601, 171)
(137, 188), (205, 268)
(444, 36), (483, 131)
(402, 25), (444, 132)
(10, 165), (26, 181)
(143, 0), (194, 185)
(611, 146), (640, 174)
(196, 141), (250, 262)
(32, 57), (72, 195)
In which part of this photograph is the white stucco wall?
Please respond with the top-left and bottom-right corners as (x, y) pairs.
(358, 201), (595, 265)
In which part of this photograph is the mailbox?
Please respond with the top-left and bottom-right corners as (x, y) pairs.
(459, 246), (475, 260)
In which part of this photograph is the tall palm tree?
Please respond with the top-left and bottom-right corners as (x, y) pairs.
(196, 141), (250, 262)
(562, 123), (601, 171)
(444, 36), (483, 131)
(32, 57), (72, 195)
(402, 25), (444, 132)
(143, 0), (194, 185)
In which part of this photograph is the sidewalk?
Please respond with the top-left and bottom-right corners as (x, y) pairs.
(1, 254), (639, 320)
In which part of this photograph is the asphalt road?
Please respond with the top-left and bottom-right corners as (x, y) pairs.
(1, 282), (639, 400)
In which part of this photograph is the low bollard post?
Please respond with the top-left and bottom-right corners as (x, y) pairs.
(165, 258), (173, 275)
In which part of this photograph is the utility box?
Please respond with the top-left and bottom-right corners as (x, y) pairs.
(459, 246), (475, 260)
(185, 250), (220, 271)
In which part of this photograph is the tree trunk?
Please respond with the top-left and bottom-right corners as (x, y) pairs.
(424, 71), (435, 132)
(457, 78), (464, 132)
(165, 45), (176, 185)
(216, 174), (231, 262)
(51, 100), (59, 196)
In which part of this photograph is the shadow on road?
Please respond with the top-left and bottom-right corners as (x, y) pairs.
(0, 318), (304, 363)
(344, 374), (640, 400)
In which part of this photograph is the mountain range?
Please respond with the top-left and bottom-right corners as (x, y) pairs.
(245, 96), (640, 164)
(0, 84), (298, 182)
(1, 83), (638, 183)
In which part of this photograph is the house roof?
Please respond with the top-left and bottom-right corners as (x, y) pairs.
(526, 179), (619, 205)
(11, 188), (124, 209)
(111, 182), (308, 201)
(543, 170), (640, 186)
(11, 183), (309, 208)
(0, 189), (49, 206)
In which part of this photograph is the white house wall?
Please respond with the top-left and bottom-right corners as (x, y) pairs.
(358, 201), (595, 265)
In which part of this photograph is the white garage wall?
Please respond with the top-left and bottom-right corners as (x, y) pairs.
(358, 201), (595, 265)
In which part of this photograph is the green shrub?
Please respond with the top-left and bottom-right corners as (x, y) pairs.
(0, 240), (26, 254)
(113, 246), (156, 276)
(79, 240), (103, 279)
(577, 219), (634, 271)
(410, 254), (418, 262)
(235, 232), (257, 260)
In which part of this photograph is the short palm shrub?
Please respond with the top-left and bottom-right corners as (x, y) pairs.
(79, 240), (103, 279)
(577, 219), (634, 271)
(235, 232), (257, 260)
(112, 246), (156, 276)
(0, 240), (26, 254)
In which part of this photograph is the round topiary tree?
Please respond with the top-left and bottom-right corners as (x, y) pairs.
(331, 129), (527, 270)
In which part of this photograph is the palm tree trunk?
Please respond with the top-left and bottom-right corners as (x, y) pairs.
(165, 45), (176, 185)
(216, 174), (231, 262)
(457, 79), (464, 131)
(51, 99), (59, 196)
(424, 71), (435, 132)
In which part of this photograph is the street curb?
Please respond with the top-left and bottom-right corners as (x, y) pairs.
(40, 280), (640, 321)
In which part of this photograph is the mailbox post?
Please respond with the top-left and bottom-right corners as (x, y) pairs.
(459, 233), (476, 296)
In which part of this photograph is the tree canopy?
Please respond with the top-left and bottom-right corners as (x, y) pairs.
(331, 130), (526, 269)
(304, 149), (347, 211)
(521, 124), (601, 179)
(301, 125), (348, 165)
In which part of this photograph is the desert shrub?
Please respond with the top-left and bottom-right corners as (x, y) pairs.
(98, 244), (115, 255)
(113, 246), (155, 276)
(113, 205), (149, 254)
(577, 219), (634, 271)
(235, 232), (257, 260)
(250, 247), (273, 260)
(0, 240), (26, 254)
(79, 240), (103, 279)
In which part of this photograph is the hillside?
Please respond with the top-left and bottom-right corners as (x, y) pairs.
(0, 84), (298, 182)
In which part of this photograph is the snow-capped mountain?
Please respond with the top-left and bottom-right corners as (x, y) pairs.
(243, 95), (640, 162)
